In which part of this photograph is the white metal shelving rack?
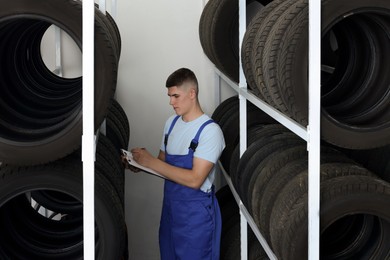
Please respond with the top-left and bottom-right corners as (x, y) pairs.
(214, 0), (321, 259)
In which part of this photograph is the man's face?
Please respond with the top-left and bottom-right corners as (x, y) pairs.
(167, 84), (193, 116)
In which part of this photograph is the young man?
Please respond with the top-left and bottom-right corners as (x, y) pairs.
(130, 68), (225, 259)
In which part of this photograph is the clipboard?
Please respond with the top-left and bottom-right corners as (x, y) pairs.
(121, 149), (165, 179)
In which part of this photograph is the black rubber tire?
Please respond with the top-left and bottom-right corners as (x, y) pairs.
(277, 0), (390, 148)
(106, 99), (130, 154)
(250, 0), (301, 109)
(216, 185), (242, 260)
(217, 99), (240, 137)
(269, 163), (374, 257)
(229, 123), (288, 185)
(94, 6), (121, 63)
(207, 0), (272, 82)
(0, 155), (126, 259)
(95, 134), (125, 207)
(221, 106), (276, 172)
(320, 214), (388, 260)
(264, 0), (307, 116)
(0, 0), (117, 165)
(102, 10), (122, 60)
(199, 0), (221, 68)
(69, 133), (125, 208)
(0, 194), (83, 259)
(220, 99), (277, 150)
(248, 144), (306, 215)
(279, 175), (390, 260)
(216, 185), (239, 240)
(220, 216), (263, 260)
(216, 99), (241, 172)
(106, 114), (128, 155)
(30, 189), (82, 216)
(236, 133), (303, 208)
(216, 96), (276, 172)
(216, 185), (236, 212)
(256, 148), (352, 240)
(346, 144), (390, 182)
(228, 124), (267, 177)
(212, 96), (239, 124)
(242, 0), (286, 100)
(248, 237), (269, 260)
(323, 15), (390, 124)
(220, 217), (241, 260)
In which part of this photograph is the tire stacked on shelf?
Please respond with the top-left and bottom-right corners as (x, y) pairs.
(0, 0), (119, 164)
(216, 185), (269, 260)
(204, 0), (390, 258)
(0, 1), (129, 259)
(214, 107), (390, 259)
(211, 95), (276, 172)
(344, 144), (390, 183)
(0, 155), (127, 259)
(241, 0), (390, 149)
(200, 0), (390, 150)
(268, 164), (390, 259)
(199, 0), (271, 97)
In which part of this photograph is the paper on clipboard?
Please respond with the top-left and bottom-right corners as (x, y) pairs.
(121, 149), (165, 179)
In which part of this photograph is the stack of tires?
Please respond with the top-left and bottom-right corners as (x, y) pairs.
(202, 0), (390, 259)
(0, 1), (129, 259)
(241, 0), (390, 150)
(216, 185), (269, 260)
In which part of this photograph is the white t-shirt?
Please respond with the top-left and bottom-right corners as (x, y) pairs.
(160, 114), (225, 192)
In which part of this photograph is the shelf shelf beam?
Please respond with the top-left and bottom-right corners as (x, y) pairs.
(214, 68), (308, 141)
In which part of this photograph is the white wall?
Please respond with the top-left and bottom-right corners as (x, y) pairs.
(114, 1), (234, 259)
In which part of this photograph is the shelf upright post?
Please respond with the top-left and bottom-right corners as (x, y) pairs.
(214, 71), (222, 109)
(99, 0), (106, 13)
(111, 0), (118, 19)
(238, 0), (248, 259)
(307, 0), (321, 259)
(54, 26), (63, 77)
(82, 0), (96, 259)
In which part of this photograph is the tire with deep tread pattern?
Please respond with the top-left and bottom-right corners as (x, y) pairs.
(242, 0), (286, 100)
(106, 99), (130, 153)
(277, 0), (390, 149)
(269, 163), (375, 258)
(0, 0), (118, 165)
(257, 148), (352, 241)
(229, 123), (288, 183)
(0, 155), (126, 259)
(236, 132), (303, 208)
(201, 0), (272, 83)
(278, 175), (390, 260)
(217, 100), (276, 172)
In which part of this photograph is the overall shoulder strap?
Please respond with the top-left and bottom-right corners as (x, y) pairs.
(164, 115), (180, 148)
(189, 119), (214, 152)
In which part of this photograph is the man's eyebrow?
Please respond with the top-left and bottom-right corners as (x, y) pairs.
(168, 93), (180, 97)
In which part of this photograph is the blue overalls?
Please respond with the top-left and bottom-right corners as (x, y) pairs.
(159, 116), (222, 260)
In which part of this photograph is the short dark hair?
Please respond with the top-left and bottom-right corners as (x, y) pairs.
(165, 68), (198, 89)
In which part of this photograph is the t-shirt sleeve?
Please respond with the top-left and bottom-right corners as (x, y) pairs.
(194, 122), (225, 164)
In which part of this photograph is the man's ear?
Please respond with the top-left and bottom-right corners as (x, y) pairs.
(189, 87), (196, 98)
